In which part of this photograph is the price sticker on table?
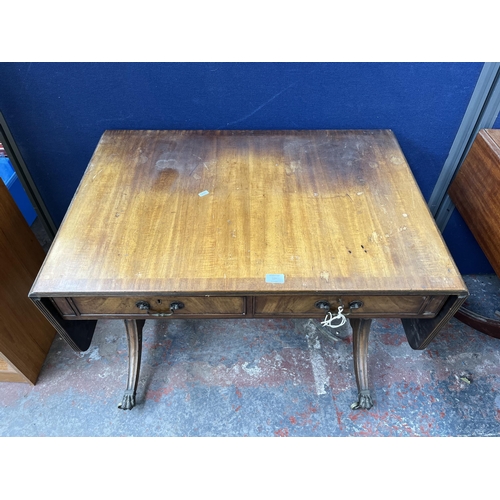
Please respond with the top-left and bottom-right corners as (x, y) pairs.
(265, 274), (285, 284)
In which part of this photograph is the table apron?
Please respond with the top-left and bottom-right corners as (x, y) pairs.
(48, 293), (449, 320)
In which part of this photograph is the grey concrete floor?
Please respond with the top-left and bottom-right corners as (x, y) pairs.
(1, 275), (500, 437)
(2, 220), (499, 437)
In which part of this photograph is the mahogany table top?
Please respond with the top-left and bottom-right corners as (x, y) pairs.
(31, 130), (466, 297)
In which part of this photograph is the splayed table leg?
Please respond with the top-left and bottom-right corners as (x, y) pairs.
(118, 319), (145, 410)
(350, 318), (373, 410)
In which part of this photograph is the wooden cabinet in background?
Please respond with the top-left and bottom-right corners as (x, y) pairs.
(448, 129), (500, 338)
(449, 129), (500, 275)
(0, 179), (55, 384)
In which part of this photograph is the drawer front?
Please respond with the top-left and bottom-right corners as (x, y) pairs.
(51, 297), (77, 317)
(254, 295), (447, 318)
(71, 296), (246, 317)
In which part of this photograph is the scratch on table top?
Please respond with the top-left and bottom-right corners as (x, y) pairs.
(330, 193), (353, 202)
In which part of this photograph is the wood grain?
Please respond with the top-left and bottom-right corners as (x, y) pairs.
(31, 130), (466, 298)
(0, 357), (12, 372)
(0, 180), (55, 384)
(448, 129), (500, 277)
(253, 294), (443, 317)
(72, 295), (245, 316)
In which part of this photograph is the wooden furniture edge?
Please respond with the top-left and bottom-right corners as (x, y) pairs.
(454, 306), (500, 339)
(0, 352), (34, 384)
(402, 293), (468, 350)
(448, 129), (500, 277)
(30, 298), (97, 352)
(483, 129), (500, 156)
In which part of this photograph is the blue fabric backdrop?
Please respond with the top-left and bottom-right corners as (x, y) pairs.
(0, 62), (489, 272)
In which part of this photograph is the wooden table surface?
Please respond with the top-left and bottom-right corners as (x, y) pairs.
(31, 129), (465, 297)
(29, 130), (468, 410)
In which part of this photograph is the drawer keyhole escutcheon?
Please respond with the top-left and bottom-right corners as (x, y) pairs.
(135, 300), (184, 317)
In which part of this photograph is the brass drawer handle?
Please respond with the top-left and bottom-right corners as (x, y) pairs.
(315, 300), (331, 310)
(348, 300), (364, 310)
(135, 300), (184, 317)
(315, 300), (364, 312)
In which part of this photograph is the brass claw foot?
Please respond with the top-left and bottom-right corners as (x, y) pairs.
(350, 390), (373, 410)
(118, 390), (136, 410)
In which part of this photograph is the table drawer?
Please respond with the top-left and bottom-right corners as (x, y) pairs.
(254, 295), (446, 318)
(71, 296), (246, 317)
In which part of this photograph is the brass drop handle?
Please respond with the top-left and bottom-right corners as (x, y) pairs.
(315, 301), (331, 310)
(315, 300), (364, 312)
(135, 300), (184, 317)
(348, 300), (364, 310)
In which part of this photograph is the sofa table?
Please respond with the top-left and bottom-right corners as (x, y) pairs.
(29, 130), (468, 410)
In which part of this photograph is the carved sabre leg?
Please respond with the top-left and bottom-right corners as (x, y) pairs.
(350, 318), (373, 410)
(118, 319), (145, 410)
